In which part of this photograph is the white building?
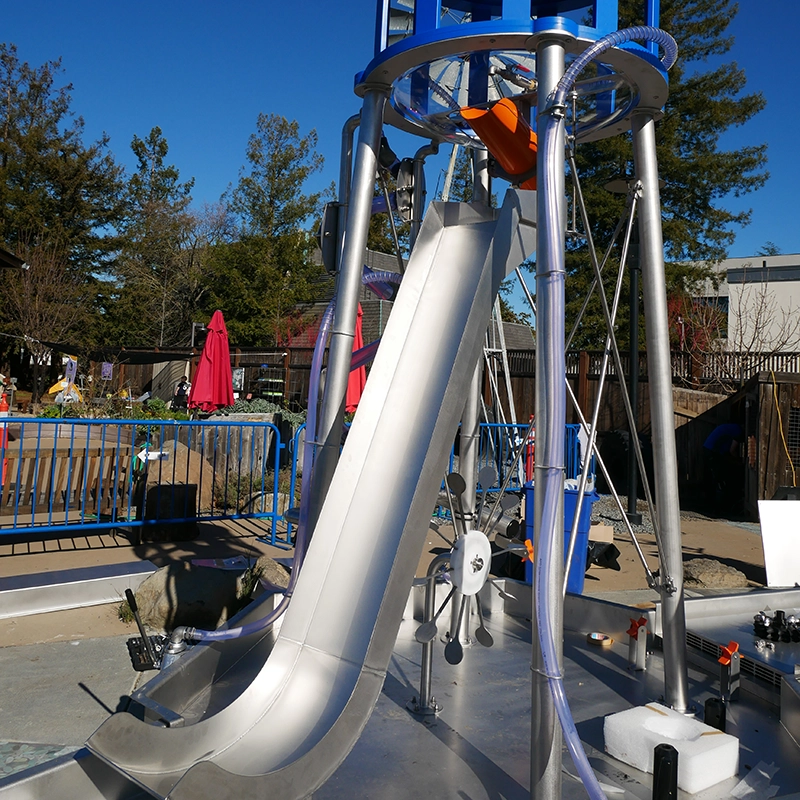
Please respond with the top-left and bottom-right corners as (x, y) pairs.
(701, 254), (800, 353)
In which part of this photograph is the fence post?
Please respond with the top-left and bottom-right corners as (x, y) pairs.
(577, 350), (589, 417)
(283, 351), (291, 407)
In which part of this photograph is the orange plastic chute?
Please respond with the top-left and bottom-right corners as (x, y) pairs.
(461, 97), (538, 190)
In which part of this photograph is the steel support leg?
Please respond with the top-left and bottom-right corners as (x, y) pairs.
(531, 35), (566, 800)
(631, 110), (689, 712)
(309, 88), (388, 538)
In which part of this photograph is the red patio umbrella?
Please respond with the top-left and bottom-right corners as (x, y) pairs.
(345, 303), (366, 413)
(188, 310), (235, 413)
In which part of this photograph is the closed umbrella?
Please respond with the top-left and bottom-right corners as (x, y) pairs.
(188, 310), (234, 413)
(345, 303), (366, 413)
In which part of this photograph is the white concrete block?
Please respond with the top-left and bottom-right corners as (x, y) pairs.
(604, 703), (739, 794)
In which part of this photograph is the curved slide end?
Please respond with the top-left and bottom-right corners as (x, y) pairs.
(166, 668), (385, 799)
(88, 658), (385, 800)
(86, 192), (537, 800)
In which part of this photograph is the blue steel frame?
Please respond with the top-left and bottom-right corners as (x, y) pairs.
(375, 0), (624, 55)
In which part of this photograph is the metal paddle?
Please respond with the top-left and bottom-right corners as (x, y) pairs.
(476, 465), (498, 521)
(444, 595), (469, 665)
(415, 586), (456, 643)
(445, 472), (468, 535)
(489, 578), (517, 602)
(474, 594), (494, 648)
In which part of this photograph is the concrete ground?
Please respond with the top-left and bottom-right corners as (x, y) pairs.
(0, 507), (769, 782)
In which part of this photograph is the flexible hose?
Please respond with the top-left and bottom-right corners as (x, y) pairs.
(535, 25), (677, 800)
(187, 267), (401, 644)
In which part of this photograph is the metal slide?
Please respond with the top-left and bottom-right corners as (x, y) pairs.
(80, 192), (537, 800)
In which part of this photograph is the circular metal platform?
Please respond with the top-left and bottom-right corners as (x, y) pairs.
(357, 20), (669, 144)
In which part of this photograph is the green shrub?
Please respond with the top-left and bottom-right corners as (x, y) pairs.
(216, 398), (306, 429)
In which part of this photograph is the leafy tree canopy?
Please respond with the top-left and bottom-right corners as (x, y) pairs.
(229, 113), (325, 238)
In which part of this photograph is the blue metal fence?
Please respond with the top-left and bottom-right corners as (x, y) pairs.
(0, 418), (591, 543)
(448, 423), (587, 493)
(0, 418), (291, 546)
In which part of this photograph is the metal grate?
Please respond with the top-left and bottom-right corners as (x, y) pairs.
(686, 631), (783, 690)
(787, 407), (800, 475)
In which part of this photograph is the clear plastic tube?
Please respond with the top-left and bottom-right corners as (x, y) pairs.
(535, 26), (677, 800)
(188, 267), (401, 644)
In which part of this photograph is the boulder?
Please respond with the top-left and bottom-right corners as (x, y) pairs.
(683, 558), (749, 589)
(251, 555), (291, 592)
(133, 563), (252, 632)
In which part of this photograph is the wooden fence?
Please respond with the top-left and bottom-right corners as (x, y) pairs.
(94, 346), (800, 421)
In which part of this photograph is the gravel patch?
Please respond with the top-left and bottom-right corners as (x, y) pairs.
(592, 493), (761, 536)
(592, 493), (656, 536)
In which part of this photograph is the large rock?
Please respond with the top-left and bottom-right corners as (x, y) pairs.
(683, 558), (749, 589)
(251, 555), (291, 591)
(134, 563), (251, 632)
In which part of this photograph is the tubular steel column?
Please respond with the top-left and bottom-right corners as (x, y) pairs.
(631, 110), (689, 712)
(335, 114), (361, 272)
(309, 88), (388, 537)
(531, 35), (566, 800)
(410, 142), (439, 250)
(472, 148), (491, 206)
(449, 360), (482, 644)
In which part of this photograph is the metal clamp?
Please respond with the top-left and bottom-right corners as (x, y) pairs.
(718, 640), (741, 703)
(627, 616), (648, 671)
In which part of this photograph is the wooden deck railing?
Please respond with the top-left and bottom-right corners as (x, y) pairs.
(506, 349), (800, 387)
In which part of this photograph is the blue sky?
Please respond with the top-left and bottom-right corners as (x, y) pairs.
(2, 1), (797, 264)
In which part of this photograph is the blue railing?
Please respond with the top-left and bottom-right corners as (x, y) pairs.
(0, 418), (592, 543)
(0, 418), (291, 547)
(448, 423), (587, 492)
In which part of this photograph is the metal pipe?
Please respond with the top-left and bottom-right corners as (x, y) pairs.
(632, 109), (689, 712)
(563, 202), (635, 596)
(410, 141), (439, 250)
(472, 147), (491, 206)
(449, 360), (482, 644)
(627, 226), (643, 525)
(531, 34), (566, 800)
(416, 553), (451, 715)
(378, 169), (406, 274)
(308, 88), (387, 539)
(336, 114), (361, 273)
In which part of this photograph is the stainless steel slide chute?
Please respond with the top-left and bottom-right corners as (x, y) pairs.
(86, 192), (537, 800)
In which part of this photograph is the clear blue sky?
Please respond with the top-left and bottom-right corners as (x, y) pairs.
(2, 1), (797, 262)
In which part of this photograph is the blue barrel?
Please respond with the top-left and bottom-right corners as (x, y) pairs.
(523, 484), (599, 593)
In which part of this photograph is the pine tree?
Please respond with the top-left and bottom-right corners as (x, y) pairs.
(0, 43), (125, 266)
(564, 0), (767, 348)
(205, 114), (331, 346)
(0, 43), (125, 398)
(108, 126), (198, 346)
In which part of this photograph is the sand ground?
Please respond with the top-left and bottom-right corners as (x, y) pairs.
(0, 506), (767, 647)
